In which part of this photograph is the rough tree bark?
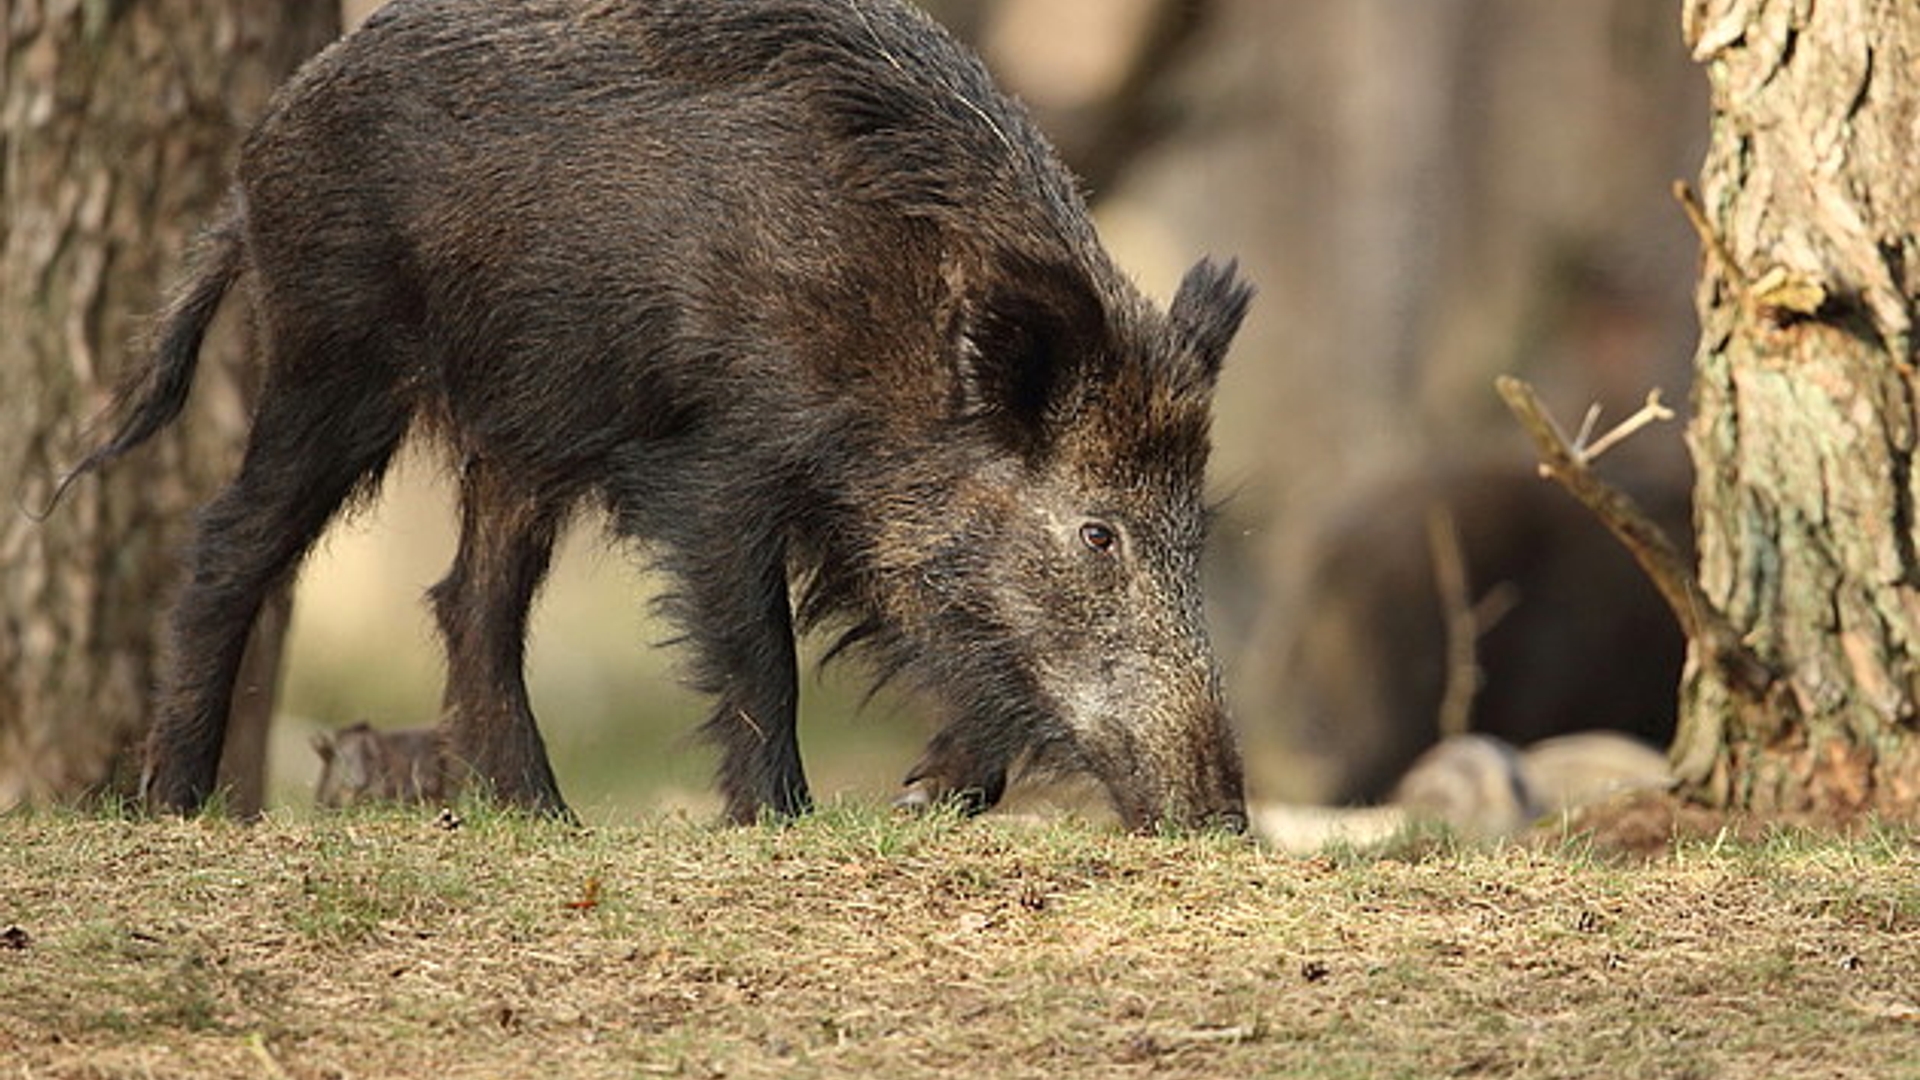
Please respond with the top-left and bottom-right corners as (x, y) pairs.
(0, 2), (336, 810)
(1676, 0), (1920, 813)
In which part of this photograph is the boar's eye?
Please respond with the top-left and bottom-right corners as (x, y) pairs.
(1079, 521), (1119, 556)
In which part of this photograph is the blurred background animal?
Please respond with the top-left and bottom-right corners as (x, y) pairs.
(312, 722), (445, 807)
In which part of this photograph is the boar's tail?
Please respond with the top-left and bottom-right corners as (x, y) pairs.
(41, 196), (246, 514)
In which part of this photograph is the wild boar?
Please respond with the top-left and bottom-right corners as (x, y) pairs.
(65, 0), (1251, 830)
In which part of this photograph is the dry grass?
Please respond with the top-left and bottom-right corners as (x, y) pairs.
(2, 802), (1915, 1079)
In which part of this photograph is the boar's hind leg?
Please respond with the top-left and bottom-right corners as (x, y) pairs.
(429, 460), (569, 816)
(675, 534), (809, 824)
(143, 377), (407, 813)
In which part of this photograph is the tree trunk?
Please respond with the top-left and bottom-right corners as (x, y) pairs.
(0, 1), (335, 810)
(1676, 0), (1920, 813)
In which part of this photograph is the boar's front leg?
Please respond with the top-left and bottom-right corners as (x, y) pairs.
(897, 720), (1019, 816)
(430, 458), (568, 814)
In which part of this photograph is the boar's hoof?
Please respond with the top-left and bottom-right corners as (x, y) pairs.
(891, 782), (935, 815)
(1208, 808), (1250, 835)
(892, 778), (996, 818)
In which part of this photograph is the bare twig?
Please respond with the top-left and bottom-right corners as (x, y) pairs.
(1495, 375), (1776, 701)
(1471, 582), (1520, 635)
(1426, 504), (1479, 740)
(1673, 179), (1746, 290)
(1573, 403), (1603, 457)
(1577, 390), (1676, 464)
(733, 708), (767, 744)
(1673, 179), (1826, 321)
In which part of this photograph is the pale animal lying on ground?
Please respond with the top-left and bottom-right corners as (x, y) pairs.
(1391, 730), (1673, 837)
(1250, 731), (1672, 850)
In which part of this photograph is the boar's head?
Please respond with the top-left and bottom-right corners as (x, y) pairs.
(822, 253), (1254, 833)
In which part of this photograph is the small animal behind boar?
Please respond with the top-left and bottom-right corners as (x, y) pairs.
(64, 0), (1253, 831)
(312, 722), (446, 808)
(1388, 731), (1672, 837)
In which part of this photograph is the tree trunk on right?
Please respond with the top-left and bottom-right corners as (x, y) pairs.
(1677, 0), (1920, 813)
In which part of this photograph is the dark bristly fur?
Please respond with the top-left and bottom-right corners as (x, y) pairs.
(66, 0), (1253, 830)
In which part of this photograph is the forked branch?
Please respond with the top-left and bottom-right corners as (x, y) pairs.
(1494, 375), (1776, 700)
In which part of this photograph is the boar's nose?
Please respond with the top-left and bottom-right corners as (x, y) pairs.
(1128, 794), (1248, 836)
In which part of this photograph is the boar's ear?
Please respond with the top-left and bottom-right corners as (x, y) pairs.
(1167, 258), (1253, 390)
(951, 260), (1107, 457)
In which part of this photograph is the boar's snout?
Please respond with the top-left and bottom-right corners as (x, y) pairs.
(1096, 701), (1247, 836)
(1112, 773), (1248, 836)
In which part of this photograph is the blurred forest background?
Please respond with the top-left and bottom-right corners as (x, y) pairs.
(8, 0), (1710, 816)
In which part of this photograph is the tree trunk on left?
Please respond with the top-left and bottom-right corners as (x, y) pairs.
(0, 2), (336, 811)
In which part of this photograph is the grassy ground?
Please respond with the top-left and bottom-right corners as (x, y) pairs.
(1, 802), (1915, 1079)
